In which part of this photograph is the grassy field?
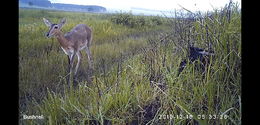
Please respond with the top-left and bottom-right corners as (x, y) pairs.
(19, 2), (241, 125)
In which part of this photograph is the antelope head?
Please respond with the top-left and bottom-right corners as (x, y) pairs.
(43, 18), (66, 38)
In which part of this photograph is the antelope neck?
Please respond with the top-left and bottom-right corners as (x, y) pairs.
(55, 31), (70, 49)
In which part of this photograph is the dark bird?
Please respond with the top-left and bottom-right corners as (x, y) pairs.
(178, 46), (214, 75)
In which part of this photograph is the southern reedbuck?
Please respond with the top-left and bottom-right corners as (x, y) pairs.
(43, 18), (94, 82)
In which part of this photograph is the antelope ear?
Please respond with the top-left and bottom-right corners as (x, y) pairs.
(43, 18), (52, 27)
(59, 18), (66, 27)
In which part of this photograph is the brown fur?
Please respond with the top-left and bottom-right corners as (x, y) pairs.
(43, 18), (93, 82)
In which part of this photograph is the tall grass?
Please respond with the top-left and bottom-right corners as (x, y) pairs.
(19, 2), (240, 124)
(19, 8), (169, 121)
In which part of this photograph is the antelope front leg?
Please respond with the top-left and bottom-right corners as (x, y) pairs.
(67, 55), (71, 73)
(85, 47), (93, 70)
(85, 47), (94, 83)
(75, 51), (82, 75)
(68, 53), (76, 87)
(69, 53), (76, 76)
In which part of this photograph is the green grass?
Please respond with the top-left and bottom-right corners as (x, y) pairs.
(19, 2), (241, 124)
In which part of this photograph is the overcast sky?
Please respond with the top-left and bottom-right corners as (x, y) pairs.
(50, 0), (241, 12)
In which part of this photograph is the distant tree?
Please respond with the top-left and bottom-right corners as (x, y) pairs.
(88, 7), (94, 12)
(28, 1), (33, 6)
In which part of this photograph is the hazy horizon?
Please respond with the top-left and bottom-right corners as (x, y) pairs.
(50, 0), (241, 12)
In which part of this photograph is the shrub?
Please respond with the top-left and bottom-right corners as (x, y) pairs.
(110, 13), (164, 28)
